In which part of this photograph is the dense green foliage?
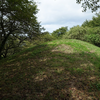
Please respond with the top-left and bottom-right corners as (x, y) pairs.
(63, 12), (100, 47)
(0, 0), (100, 59)
(84, 33), (100, 46)
(0, 0), (41, 58)
(63, 26), (100, 47)
(37, 32), (56, 43)
(63, 25), (86, 40)
(84, 27), (100, 47)
(82, 13), (100, 27)
(51, 27), (68, 39)
(24, 32), (56, 48)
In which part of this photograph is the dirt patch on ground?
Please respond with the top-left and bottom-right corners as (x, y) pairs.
(68, 87), (94, 100)
(51, 44), (73, 54)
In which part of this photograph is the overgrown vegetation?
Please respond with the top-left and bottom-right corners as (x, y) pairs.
(51, 27), (68, 39)
(0, 0), (100, 99)
(0, 39), (100, 99)
(63, 12), (100, 47)
(1, 0), (100, 59)
(22, 31), (56, 49)
(0, 0), (42, 59)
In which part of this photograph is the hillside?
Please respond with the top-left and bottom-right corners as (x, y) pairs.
(0, 39), (100, 100)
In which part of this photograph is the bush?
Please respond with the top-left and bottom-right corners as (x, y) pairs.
(84, 34), (100, 47)
(52, 27), (68, 39)
(41, 33), (56, 42)
(33, 34), (56, 44)
(62, 26), (100, 47)
(85, 27), (100, 35)
(62, 25), (87, 40)
(83, 27), (100, 47)
(23, 33), (56, 49)
(62, 31), (69, 39)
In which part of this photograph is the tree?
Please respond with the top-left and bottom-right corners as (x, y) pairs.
(52, 27), (68, 39)
(64, 25), (87, 40)
(82, 12), (100, 27)
(76, 0), (100, 12)
(81, 20), (89, 27)
(0, 0), (41, 58)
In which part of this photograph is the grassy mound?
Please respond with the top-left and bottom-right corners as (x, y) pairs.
(0, 39), (100, 100)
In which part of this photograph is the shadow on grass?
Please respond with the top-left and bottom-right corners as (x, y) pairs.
(0, 43), (100, 100)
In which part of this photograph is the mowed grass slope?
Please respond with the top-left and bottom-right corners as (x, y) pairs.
(0, 39), (100, 100)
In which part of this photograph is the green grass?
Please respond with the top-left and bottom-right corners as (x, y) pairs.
(0, 39), (100, 99)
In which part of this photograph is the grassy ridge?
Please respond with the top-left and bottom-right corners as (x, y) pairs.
(0, 39), (100, 99)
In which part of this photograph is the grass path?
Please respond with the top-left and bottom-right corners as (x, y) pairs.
(0, 39), (100, 99)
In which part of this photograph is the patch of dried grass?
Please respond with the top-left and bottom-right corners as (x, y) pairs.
(51, 44), (73, 54)
(69, 87), (94, 100)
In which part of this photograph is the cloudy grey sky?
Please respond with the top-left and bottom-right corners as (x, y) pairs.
(35, 0), (97, 33)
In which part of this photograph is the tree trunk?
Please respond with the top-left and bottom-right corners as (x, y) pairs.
(0, 33), (10, 58)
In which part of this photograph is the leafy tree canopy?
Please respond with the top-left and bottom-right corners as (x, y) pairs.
(76, 0), (100, 12)
(52, 27), (68, 39)
(0, 0), (41, 58)
(82, 12), (100, 27)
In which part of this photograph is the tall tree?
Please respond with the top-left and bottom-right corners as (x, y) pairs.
(0, 0), (41, 58)
(76, 0), (100, 12)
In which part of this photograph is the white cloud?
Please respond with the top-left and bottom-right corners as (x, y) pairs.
(35, 0), (97, 33)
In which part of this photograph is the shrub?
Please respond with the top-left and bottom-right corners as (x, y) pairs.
(62, 31), (70, 39)
(52, 27), (68, 39)
(84, 34), (100, 47)
(41, 33), (56, 42)
(62, 25), (87, 40)
(23, 33), (56, 48)
(83, 27), (100, 47)
(32, 33), (56, 45)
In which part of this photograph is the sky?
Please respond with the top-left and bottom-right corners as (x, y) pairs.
(35, 0), (97, 33)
